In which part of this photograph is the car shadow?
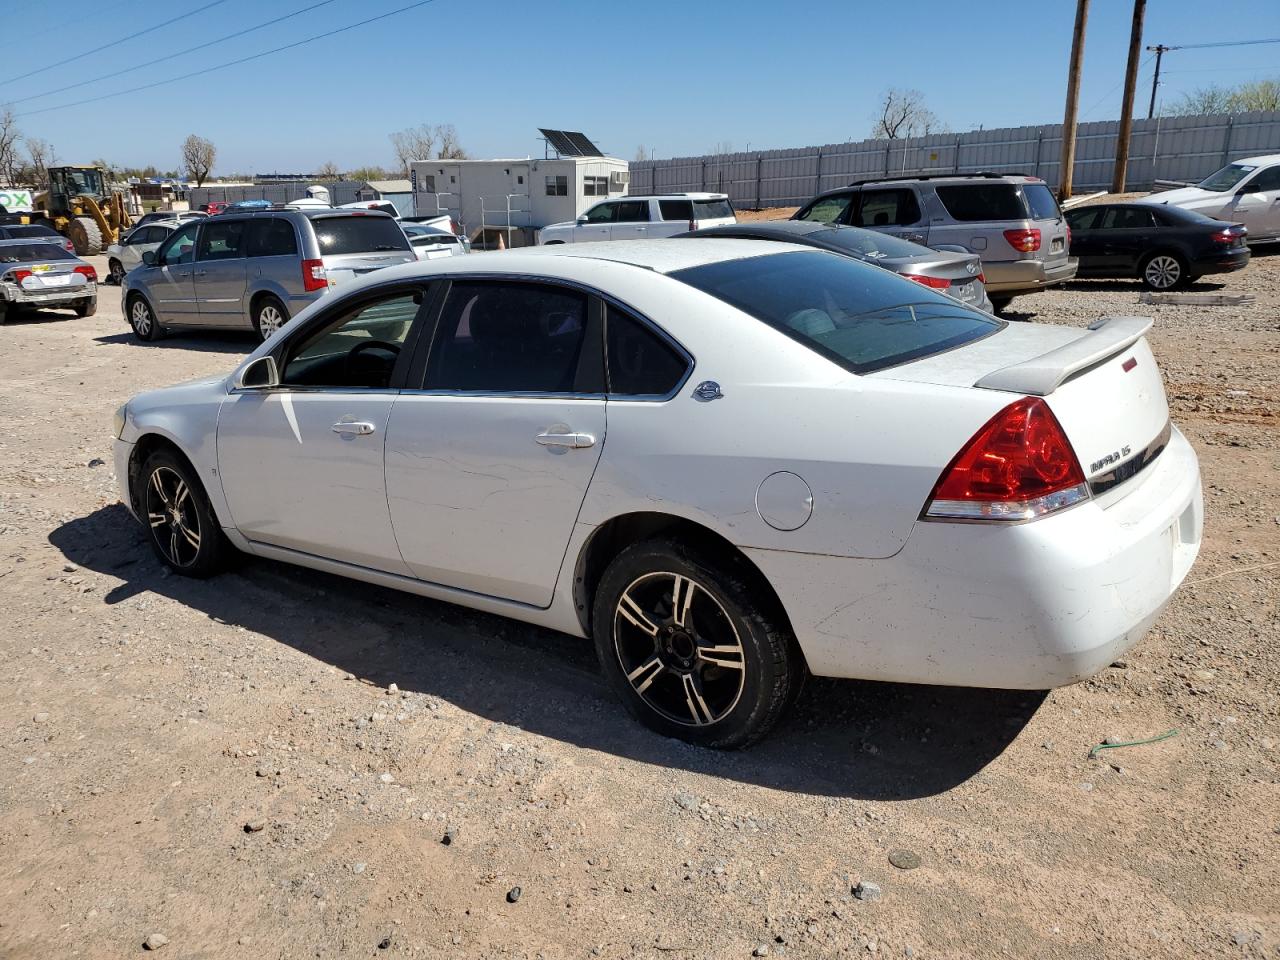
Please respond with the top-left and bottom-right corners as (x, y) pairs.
(93, 331), (258, 353)
(1, 308), (80, 325)
(1060, 278), (1228, 293)
(49, 504), (1046, 801)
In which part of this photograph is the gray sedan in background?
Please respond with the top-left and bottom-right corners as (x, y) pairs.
(680, 220), (994, 313)
(0, 239), (98, 323)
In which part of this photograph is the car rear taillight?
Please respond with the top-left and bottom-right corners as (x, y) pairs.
(1003, 228), (1041, 253)
(301, 258), (328, 292)
(923, 397), (1089, 521)
(74, 265), (97, 281)
(1065, 224), (1072, 248)
(976, 272), (986, 284)
(908, 274), (951, 290)
(1211, 226), (1245, 245)
(9, 269), (33, 284)
(64, 239), (75, 253)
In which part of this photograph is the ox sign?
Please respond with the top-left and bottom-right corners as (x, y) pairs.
(0, 188), (34, 213)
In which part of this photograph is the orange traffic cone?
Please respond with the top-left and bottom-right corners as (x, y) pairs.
(496, 230), (506, 251)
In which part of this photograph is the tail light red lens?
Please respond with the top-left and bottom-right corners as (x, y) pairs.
(688, 219), (697, 232)
(1003, 228), (1042, 253)
(74, 265), (97, 282)
(1065, 224), (1072, 248)
(301, 258), (328, 292)
(976, 272), (987, 284)
(1211, 226), (1244, 245)
(924, 397), (1089, 521)
(11, 269), (33, 284)
(907, 274), (951, 290)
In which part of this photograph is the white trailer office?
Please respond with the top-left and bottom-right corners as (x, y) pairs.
(410, 156), (629, 247)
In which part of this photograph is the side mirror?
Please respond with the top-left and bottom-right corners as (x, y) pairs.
(234, 355), (279, 390)
(141, 250), (156, 266)
(576, 216), (587, 224)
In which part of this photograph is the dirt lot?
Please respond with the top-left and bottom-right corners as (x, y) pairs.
(1, 231), (1277, 959)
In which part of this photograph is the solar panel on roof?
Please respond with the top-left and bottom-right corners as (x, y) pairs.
(538, 128), (604, 158)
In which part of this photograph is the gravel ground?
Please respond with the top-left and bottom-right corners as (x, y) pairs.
(0, 228), (1276, 959)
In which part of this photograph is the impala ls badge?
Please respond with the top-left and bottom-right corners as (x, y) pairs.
(1090, 445), (1132, 474)
(693, 381), (723, 402)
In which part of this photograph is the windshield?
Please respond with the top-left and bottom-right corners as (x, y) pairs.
(312, 215), (411, 254)
(671, 250), (1000, 374)
(0, 242), (75, 263)
(1196, 163), (1257, 192)
(66, 168), (105, 196)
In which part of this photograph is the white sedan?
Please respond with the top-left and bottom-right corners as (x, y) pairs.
(113, 241), (1203, 747)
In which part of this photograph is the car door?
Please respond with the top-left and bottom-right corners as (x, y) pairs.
(610, 199), (652, 239)
(128, 226), (169, 268)
(194, 217), (250, 326)
(1098, 206), (1156, 271)
(384, 278), (606, 606)
(575, 201), (616, 241)
(216, 285), (431, 574)
(147, 220), (200, 323)
(1064, 206), (1104, 272)
(1231, 165), (1280, 239)
(851, 188), (928, 244)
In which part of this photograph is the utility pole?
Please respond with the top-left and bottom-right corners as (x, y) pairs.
(1112, 0), (1147, 193)
(1058, 0), (1090, 203)
(1147, 44), (1171, 118)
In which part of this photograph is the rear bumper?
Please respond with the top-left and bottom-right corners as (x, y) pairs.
(0, 281), (97, 308)
(983, 257), (1077, 296)
(1191, 248), (1250, 276)
(747, 426), (1202, 689)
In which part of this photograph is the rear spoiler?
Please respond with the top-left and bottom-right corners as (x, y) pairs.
(975, 316), (1153, 397)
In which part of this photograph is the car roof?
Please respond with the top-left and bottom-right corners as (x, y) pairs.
(690, 220), (830, 239)
(624, 193), (728, 201)
(471, 238), (807, 275)
(1233, 154), (1280, 166)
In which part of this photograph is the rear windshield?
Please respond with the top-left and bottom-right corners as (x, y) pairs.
(693, 198), (734, 220)
(1023, 183), (1061, 220)
(6, 225), (60, 238)
(0, 242), (74, 262)
(311, 215), (411, 254)
(935, 183), (1026, 221)
(821, 226), (928, 258)
(671, 250), (999, 374)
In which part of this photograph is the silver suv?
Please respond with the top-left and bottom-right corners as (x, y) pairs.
(793, 173), (1076, 311)
(121, 209), (415, 342)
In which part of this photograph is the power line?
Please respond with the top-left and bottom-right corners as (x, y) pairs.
(9, 0), (342, 105)
(16, 0), (443, 119)
(1161, 38), (1280, 50)
(0, 0), (231, 86)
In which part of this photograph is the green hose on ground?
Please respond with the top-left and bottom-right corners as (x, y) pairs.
(1088, 729), (1179, 759)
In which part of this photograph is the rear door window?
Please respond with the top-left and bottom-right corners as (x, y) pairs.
(671, 250), (1000, 374)
(312, 215), (411, 254)
(854, 189), (921, 226)
(613, 200), (650, 223)
(658, 199), (693, 221)
(1100, 207), (1156, 230)
(246, 218), (299, 257)
(692, 198), (734, 220)
(935, 184), (1026, 221)
(1023, 183), (1062, 221)
(796, 194), (854, 224)
(606, 305), (689, 397)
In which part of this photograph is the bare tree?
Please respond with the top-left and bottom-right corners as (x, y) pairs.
(314, 161), (341, 180)
(633, 145), (651, 163)
(872, 88), (947, 139)
(435, 124), (467, 160)
(24, 138), (57, 185)
(0, 107), (23, 186)
(389, 125), (437, 177)
(1235, 78), (1280, 112)
(181, 134), (216, 186)
(711, 141), (735, 156)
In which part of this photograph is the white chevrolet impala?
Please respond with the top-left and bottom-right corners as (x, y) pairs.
(113, 240), (1203, 747)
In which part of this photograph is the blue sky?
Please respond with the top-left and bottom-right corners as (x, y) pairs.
(4, 0), (1278, 175)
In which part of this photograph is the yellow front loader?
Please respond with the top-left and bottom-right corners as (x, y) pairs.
(28, 166), (133, 256)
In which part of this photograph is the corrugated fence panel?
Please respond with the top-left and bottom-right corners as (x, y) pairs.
(630, 112), (1280, 208)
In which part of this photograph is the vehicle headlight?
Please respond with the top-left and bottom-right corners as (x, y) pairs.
(113, 403), (128, 439)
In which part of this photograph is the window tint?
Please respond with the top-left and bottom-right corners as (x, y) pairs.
(1065, 207), (1101, 230)
(613, 200), (649, 222)
(0, 242), (74, 262)
(1100, 207), (1156, 230)
(606, 306), (688, 397)
(797, 194), (853, 223)
(425, 281), (590, 393)
(671, 250), (999, 375)
(197, 219), (248, 260)
(659, 199), (693, 221)
(545, 175), (568, 196)
(584, 202), (616, 224)
(158, 222), (199, 265)
(692, 198), (734, 221)
(1251, 166), (1280, 191)
(8, 225), (59, 238)
(311, 215), (410, 254)
(282, 293), (421, 389)
(246, 218), (299, 257)
(1024, 183), (1061, 221)
(854, 189), (921, 227)
(935, 184), (1025, 221)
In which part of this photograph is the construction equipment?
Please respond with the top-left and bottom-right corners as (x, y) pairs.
(27, 166), (133, 255)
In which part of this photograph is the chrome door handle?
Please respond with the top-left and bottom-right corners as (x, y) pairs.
(332, 420), (376, 437)
(535, 430), (596, 448)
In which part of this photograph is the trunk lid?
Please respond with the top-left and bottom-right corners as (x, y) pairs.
(874, 317), (1171, 490)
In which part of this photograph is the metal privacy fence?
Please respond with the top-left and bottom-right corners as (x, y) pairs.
(629, 112), (1280, 209)
(188, 180), (372, 208)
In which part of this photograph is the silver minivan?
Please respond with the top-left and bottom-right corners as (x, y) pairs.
(120, 209), (416, 342)
(793, 173), (1076, 311)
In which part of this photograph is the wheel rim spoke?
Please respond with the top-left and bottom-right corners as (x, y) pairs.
(618, 592), (659, 637)
(626, 656), (664, 695)
(178, 520), (200, 549)
(671, 575), (695, 628)
(150, 469), (170, 506)
(148, 512), (167, 528)
(681, 673), (713, 725)
(697, 643), (745, 670)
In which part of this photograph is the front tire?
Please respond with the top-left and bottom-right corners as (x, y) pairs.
(108, 259), (126, 285)
(592, 539), (803, 749)
(127, 295), (163, 341)
(67, 217), (104, 256)
(1141, 252), (1187, 291)
(252, 295), (288, 341)
(137, 449), (229, 578)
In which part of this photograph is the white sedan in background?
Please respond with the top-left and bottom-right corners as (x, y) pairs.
(112, 241), (1202, 747)
(1140, 153), (1280, 242)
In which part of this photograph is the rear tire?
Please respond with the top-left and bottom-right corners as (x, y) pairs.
(252, 295), (288, 341)
(1140, 252), (1187, 291)
(591, 539), (803, 749)
(127, 294), (163, 342)
(137, 448), (229, 578)
(988, 296), (1013, 313)
(108, 259), (126, 285)
(68, 217), (104, 256)
(74, 297), (96, 318)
